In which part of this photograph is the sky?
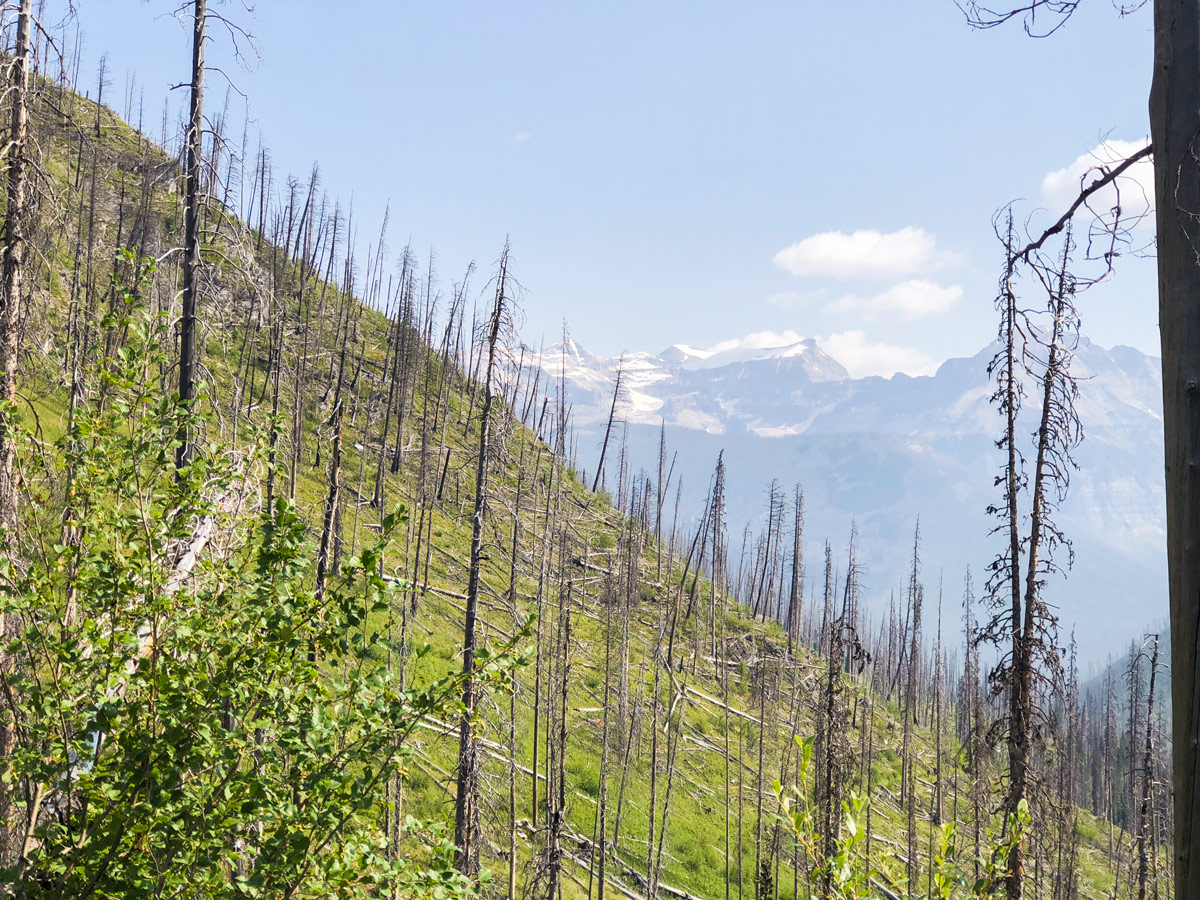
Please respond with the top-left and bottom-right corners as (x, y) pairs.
(53, 1), (1157, 377)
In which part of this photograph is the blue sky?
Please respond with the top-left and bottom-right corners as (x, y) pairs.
(59, 1), (1156, 376)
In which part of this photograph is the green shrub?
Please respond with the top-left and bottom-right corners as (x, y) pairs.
(777, 736), (1028, 900)
(0, 259), (511, 899)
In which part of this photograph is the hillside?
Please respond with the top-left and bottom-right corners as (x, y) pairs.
(0, 46), (1168, 900)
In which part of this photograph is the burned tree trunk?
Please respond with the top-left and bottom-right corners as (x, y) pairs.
(0, 0), (31, 530)
(591, 356), (624, 494)
(0, 0), (32, 866)
(1150, 6), (1200, 897)
(786, 485), (804, 652)
(176, 0), (206, 472)
(453, 244), (511, 877)
(1136, 635), (1160, 900)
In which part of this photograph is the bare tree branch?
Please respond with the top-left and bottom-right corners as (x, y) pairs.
(958, 0), (1081, 36)
(1013, 142), (1152, 266)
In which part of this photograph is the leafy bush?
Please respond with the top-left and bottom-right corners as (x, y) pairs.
(0, 258), (514, 899)
(776, 736), (1028, 900)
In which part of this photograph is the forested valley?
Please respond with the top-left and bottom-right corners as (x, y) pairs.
(0, 4), (1182, 900)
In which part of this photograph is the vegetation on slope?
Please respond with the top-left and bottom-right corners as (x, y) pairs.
(0, 15), (1171, 900)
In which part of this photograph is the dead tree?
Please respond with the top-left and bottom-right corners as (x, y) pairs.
(961, 568), (987, 881)
(453, 243), (511, 877)
(978, 212), (1078, 900)
(817, 529), (861, 898)
(315, 280), (355, 612)
(372, 241), (407, 507)
(933, 581), (944, 827)
(592, 355), (624, 494)
(505, 424), (529, 900)
(902, 523), (923, 899)
(594, 565), (615, 900)
(1151, 9), (1200, 896)
(785, 485), (804, 652)
(753, 654), (774, 900)
(0, 0), (32, 866)
(176, 0), (206, 471)
(655, 421), (668, 583)
(1135, 635), (1160, 900)
(1104, 664), (1117, 854)
(1054, 633), (1080, 900)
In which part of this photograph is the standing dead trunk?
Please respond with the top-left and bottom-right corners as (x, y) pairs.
(754, 656), (771, 900)
(594, 585), (613, 900)
(786, 485), (804, 652)
(933, 583), (943, 826)
(1150, 7), (1200, 899)
(902, 523), (922, 899)
(0, 0), (31, 530)
(505, 428), (528, 900)
(591, 357), (624, 494)
(1136, 635), (1160, 900)
(315, 347), (346, 609)
(0, 0), (32, 867)
(176, 0), (205, 472)
(454, 244), (510, 877)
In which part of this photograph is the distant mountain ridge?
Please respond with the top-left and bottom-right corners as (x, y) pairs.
(548, 334), (1167, 661)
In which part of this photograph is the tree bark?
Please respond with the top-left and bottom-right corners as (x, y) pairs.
(1136, 637), (1160, 900)
(454, 244), (509, 877)
(1151, 7), (1200, 900)
(176, 0), (205, 471)
(786, 486), (804, 651)
(0, 0), (32, 865)
(592, 357), (623, 494)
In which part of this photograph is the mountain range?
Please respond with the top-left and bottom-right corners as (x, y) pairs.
(548, 333), (1166, 661)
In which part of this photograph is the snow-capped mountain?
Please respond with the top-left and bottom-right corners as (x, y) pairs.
(545, 335), (1166, 661)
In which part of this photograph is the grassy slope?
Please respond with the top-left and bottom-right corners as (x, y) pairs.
(12, 78), (1144, 900)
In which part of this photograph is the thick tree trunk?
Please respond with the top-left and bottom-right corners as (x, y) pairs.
(1150, 7), (1200, 900)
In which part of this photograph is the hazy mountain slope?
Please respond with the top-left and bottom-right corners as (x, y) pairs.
(554, 337), (1166, 660)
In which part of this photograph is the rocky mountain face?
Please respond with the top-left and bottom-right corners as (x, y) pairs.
(549, 335), (1166, 660)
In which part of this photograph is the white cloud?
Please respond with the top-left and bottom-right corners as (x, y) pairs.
(824, 279), (963, 320)
(818, 330), (938, 378)
(772, 227), (958, 280)
(514, 131), (532, 143)
(1042, 138), (1153, 227)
